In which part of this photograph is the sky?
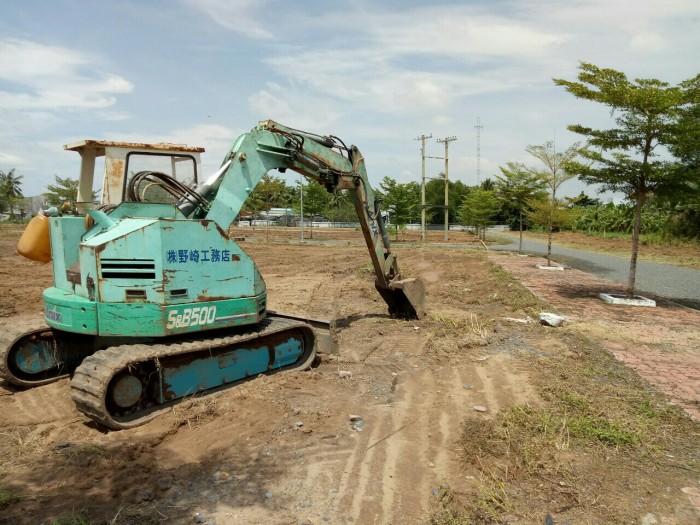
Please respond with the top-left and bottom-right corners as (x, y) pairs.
(1, 0), (699, 201)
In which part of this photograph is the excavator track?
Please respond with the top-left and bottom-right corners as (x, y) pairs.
(71, 316), (317, 430)
(0, 318), (91, 388)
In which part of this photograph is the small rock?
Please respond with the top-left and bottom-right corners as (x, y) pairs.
(428, 462), (435, 468)
(640, 513), (659, 525)
(539, 312), (566, 327)
(136, 488), (154, 502)
(291, 406), (301, 415)
(338, 370), (352, 378)
(212, 471), (230, 482)
(413, 326), (420, 330)
(193, 512), (206, 523)
(263, 490), (273, 500)
(504, 316), (532, 324)
(463, 384), (472, 389)
(353, 419), (364, 432)
(349, 414), (362, 421)
(294, 421), (304, 429)
(76, 455), (92, 468)
(473, 405), (488, 413)
(157, 477), (173, 490)
(432, 487), (440, 497)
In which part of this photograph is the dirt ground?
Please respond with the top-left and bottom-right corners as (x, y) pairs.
(1, 225), (699, 524)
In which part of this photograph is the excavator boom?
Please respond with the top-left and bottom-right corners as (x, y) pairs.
(185, 120), (425, 319)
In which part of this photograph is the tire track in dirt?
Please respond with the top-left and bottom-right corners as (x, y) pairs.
(339, 353), (540, 523)
(0, 379), (78, 426)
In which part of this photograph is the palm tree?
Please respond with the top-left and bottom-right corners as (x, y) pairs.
(0, 169), (24, 222)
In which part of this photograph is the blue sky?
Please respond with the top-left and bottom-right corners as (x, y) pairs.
(1, 0), (699, 199)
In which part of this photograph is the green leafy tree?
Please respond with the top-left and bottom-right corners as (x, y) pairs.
(0, 168), (24, 222)
(252, 173), (289, 215)
(458, 189), (499, 240)
(378, 176), (419, 240)
(479, 178), (495, 191)
(495, 162), (547, 253)
(245, 173), (289, 236)
(566, 191), (601, 208)
(44, 175), (98, 209)
(526, 197), (579, 238)
(525, 140), (582, 266)
(424, 177), (470, 224)
(44, 176), (79, 206)
(299, 181), (331, 239)
(554, 62), (700, 295)
(664, 102), (700, 237)
(324, 190), (358, 222)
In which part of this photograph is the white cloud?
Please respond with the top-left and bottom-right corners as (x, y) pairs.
(247, 83), (342, 130)
(372, 11), (566, 59)
(0, 39), (133, 111)
(0, 151), (23, 166)
(629, 32), (669, 52)
(181, 0), (274, 39)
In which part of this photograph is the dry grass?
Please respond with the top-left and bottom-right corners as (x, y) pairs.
(431, 330), (700, 523)
(0, 427), (47, 468)
(170, 395), (222, 429)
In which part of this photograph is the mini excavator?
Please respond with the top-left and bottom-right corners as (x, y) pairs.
(1, 120), (425, 429)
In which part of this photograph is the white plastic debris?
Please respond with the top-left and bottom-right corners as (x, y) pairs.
(539, 312), (566, 327)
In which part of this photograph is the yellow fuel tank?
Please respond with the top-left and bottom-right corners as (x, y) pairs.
(17, 214), (52, 263)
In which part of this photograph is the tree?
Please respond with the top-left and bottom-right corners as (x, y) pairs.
(324, 191), (356, 222)
(554, 62), (700, 295)
(0, 168), (24, 222)
(495, 162), (547, 253)
(45, 176), (79, 206)
(245, 173), (289, 237)
(251, 173), (289, 215)
(525, 140), (581, 266)
(664, 102), (700, 237)
(526, 197), (579, 237)
(378, 176), (419, 240)
(458, 189), (499, 240)
(566, 191), (601, 208)
(424, 177), (470, 224)
(298, 181), (331, 239)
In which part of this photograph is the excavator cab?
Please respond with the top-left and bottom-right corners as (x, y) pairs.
(63, 140), (205, 210)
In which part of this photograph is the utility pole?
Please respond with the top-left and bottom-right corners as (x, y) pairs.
(437, 136), (457, 241)
(415, 133), (432, 243)
(299, 175), (305, 243)
(475, 117), (483, 185)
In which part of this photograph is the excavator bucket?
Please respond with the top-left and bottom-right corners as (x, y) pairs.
(376, 277), (426, 320)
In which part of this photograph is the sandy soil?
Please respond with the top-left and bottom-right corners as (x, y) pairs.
(0, 225), (699, 524)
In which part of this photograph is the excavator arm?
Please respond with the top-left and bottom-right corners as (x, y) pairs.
(178, 120), (425, 319)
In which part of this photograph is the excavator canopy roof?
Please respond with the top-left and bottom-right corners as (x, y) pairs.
(64, 140), (205, 154)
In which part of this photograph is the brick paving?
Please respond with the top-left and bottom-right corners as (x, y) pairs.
(491, 252), (700, 421)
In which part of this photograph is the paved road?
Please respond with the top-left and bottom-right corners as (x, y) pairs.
(490, 234), (700, 309)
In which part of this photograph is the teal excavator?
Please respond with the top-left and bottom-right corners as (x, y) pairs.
(1, 120), (425, 429)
